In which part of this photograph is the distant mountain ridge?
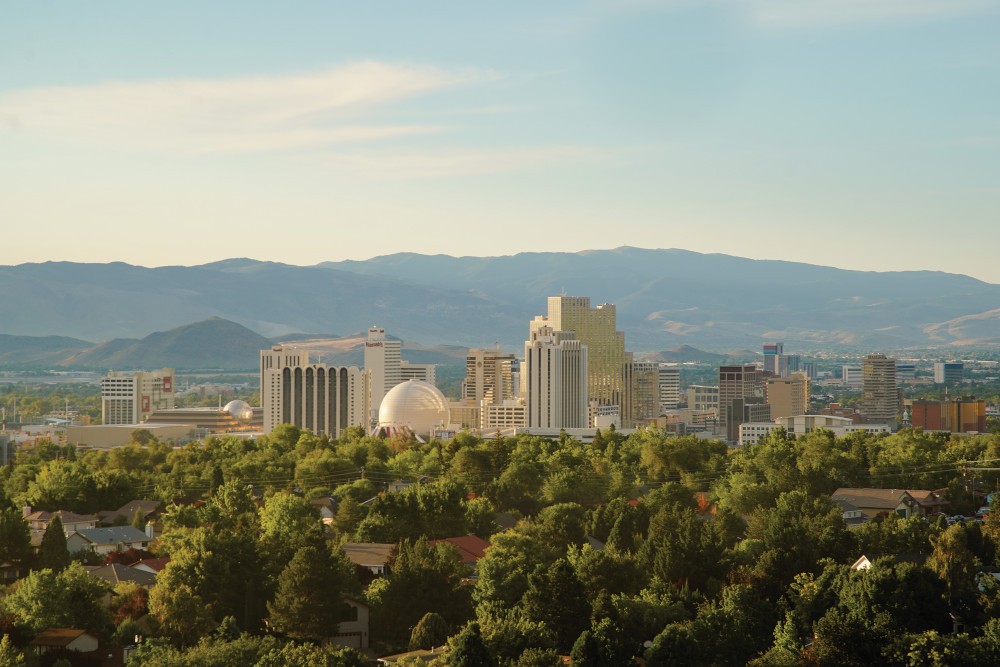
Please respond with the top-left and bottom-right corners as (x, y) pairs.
(1, 248), (998, 356)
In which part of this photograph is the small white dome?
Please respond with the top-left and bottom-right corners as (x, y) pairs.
(224, 400), (254, 423)
(378, 380), (449, 438)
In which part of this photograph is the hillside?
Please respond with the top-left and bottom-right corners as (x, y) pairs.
(58, 317), (272, 369)
(2, 248), (999, 352)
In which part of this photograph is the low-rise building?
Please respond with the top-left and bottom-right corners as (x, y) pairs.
(66, 526), (151, 555)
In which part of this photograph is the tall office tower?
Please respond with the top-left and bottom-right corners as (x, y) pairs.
(364, 326), (402, 421)
(463, 348), (517, 407)
(101, 369), (175, 425)
(765, 372), (810, 419)
(658, 365), (681, 412)
(719, 365), (767, 442)
(862, 353), (900, 426)
(802, 361), (817, 380)
(762, 342), (784, 375)
(533, 296), (627, 418)
(630, 360), (660, 423)
(933, 362), (964, 385)
(261, 345), (369, 437)
(524, 325), (588, 428)
(785, 355), (801, 374)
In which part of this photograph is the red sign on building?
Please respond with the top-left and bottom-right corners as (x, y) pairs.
(162, 376), (173, 393)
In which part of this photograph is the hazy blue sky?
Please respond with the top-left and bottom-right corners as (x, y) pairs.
(2, 1), (998, 281)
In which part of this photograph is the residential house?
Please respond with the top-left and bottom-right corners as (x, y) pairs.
(332, 597), (370, 651)
(429, 535), (490, 572)
(832, 498), (869, 527)
(67, 526), (151, 555)
(342, 543), (395, 576)
(98, 499), (161, 526)
(85, 563), (158, 589)
(130, 557), (170, 575)
(310, 497), (337, 525)
(28, 628), (99, 656)
(23, 508), (98, 534)
(830, 488), (946, 520)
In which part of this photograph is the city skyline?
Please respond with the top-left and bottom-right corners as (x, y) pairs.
(2, 2), (999, 282)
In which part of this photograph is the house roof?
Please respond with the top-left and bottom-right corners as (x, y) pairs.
(906, 490), (946, 507)
(29, 628), (95, 647)
(342, 542), (395, 567)
(832, 488), (912, 509)
(429, 536), (490, 564)
(85, 563), (157, 587)
(24, 510), (97, 525)
(75, 526), (150, 546)
(130, 557), (170, 573)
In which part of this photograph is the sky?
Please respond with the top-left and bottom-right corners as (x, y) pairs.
(2, 1), (999, 282)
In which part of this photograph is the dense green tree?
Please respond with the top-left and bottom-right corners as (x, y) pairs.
(2, 563), (111, 638)
(522, 559), (589, 652)
(514, 647), (561, 667)
(0, 506), (31, 566)
(366, 538), (471, 645)
(38, 515), (70, 571)
(409, 611), (450, 650)
(334, 495), (365, 535)
(0, 634), (27, 667)
(148, 583), (213, 648)
(267, 544), (353, 642)
(449, 622), (496, 667)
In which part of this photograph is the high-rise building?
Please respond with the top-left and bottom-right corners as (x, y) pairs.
(765, 372), (810, 420)
(533, 296), (626, 418)
(261, 346), (368, 437)
(100, 369), (175, 425)
(719, 365), (766, 442)
(933, 362), (964, 385)
(762, 342), (784, 376)
(630, 360), (660, 423)
(862, 353), (900, 426)
(802, 362), (817, 380)
(658, 365), (681, 412)
(463, 348), (518, 407)
(895, 362), (916, 384)
(524, 325), (588, 429)
(364, 326), (402, 421)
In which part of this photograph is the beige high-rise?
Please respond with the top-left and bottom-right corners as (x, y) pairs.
(862, 353), (900, 426)
(532, 296), (627, 423)
(765, 372), (810, 420)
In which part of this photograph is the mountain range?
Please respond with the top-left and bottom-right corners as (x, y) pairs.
(1, 248), (997, 362)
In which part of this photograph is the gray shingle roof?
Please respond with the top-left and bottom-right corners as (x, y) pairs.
(76, 526), (149, 546)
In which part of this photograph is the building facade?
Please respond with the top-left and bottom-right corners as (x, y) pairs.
(719, 365), (767, 442)
(100, 369), (175, 425)
(911, 399), (987, 433)
(261, 346), (369, 437)
(658, 365), (681, 412)
(364, 326), (402, 423)
(533, 296), (626, 421)
(862, 353), (900, 426)
(765, 372), (810, 420)
(524, 325), (588, 429)
(933, 362), (964, 384)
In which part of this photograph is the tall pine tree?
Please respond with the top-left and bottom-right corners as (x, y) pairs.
(267, 544), (352, 641)
(38, 515), (70, 572)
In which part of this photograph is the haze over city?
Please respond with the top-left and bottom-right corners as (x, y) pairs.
(2, 1), (999, 281)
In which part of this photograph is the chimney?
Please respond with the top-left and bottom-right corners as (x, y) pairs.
(22, 505), (31, 518)
(144, 521), (155, 539)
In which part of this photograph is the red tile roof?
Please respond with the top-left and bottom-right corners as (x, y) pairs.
(429, 535), (490, 564)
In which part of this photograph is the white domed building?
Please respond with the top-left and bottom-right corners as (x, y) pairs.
(223, 400), (255, 424)
(376, 379), (450, 441)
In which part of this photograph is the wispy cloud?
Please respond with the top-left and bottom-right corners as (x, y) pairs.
(322, 145), (600, 179)
(0, 61), (490, 154)
(747, 0), (1000, 28)
(602, 0), (1000, 27)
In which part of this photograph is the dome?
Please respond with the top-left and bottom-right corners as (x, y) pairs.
(378, 379), (449, 438)
(223, 400), (254, 423)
